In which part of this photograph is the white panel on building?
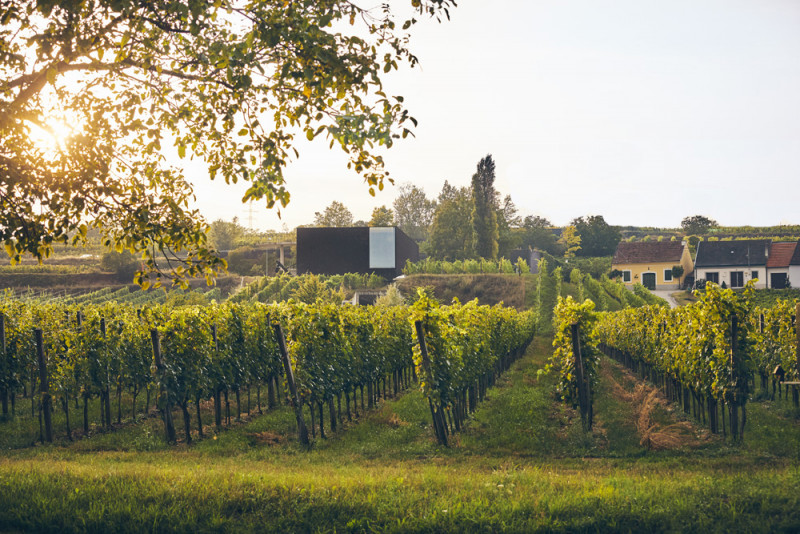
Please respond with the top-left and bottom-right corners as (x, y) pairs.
(369, 227), (396, 268)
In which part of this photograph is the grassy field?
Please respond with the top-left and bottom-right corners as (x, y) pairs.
(1, 336), (800, 532)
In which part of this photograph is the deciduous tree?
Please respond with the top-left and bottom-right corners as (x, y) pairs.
(497, 195), (521, 258)
(313, 201), (353, 227)
(681, 215), (718, 235)
(208, 219), (245, 252)
(369, 206), (394, 227)
(520, 216), (559, 255)
(100, 250), (139, 281)
(671, 265), (685, 285)
(559, 226), (581, 259)
(0, 0), (455, 287)
(392, 184), (436, 241)
(426, 181), (473, 261)
(570, 215), (621, 257)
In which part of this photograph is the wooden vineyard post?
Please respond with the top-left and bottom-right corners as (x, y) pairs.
(794, 303), (800, 408)
(101, 318), (112, 428)
(1, 313), (7, 416)
(272, 322), (309, 446)
(758, 313), (767, 392)
(211, 325), (222, 431)
(151, 329), (176, 444)
(729, 314), (740, 441)
(35, 329), (52, 443)
(571, 323), (591, 432)
(414, 320), (448, 447)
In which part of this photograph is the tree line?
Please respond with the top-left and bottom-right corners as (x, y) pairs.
(310, 155), (629, 261)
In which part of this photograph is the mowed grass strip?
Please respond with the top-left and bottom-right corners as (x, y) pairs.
(1, 456), (799, 533)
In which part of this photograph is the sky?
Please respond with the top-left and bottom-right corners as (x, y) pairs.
(189, 0), (800, 231)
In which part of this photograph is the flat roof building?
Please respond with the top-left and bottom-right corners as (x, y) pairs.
(296, 226), (418, 278)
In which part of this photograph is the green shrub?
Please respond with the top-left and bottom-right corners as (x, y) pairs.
(226, 247), (265, 276)
(100, 250), (140, 281)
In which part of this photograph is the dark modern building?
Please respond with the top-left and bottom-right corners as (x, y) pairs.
(296, 226), (419, 278)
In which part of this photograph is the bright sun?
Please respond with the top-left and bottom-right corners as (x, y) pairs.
(25, 118), (78, 157)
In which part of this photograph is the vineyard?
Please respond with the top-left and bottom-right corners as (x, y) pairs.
(5, 286), (223, 307)
(403, 257), (529, 275)
(551, 282), (800, 441)
(1, 277), (800, 531)
(0, 291), (534, 447)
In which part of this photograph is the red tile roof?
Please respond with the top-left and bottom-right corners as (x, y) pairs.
(612, 241), (685, 264)
(766, 242), (798, 268)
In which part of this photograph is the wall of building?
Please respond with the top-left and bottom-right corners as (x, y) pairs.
(613, 261), (684, 289)
(296, 227), (369, 276)
(296, 227), (417, 278)
(394, 228), (420, 273)
(790, 266), (800, 288)
(694, 267), (767, 289)
(612, 246), (694, 290)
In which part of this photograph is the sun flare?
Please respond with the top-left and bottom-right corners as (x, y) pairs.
(25, 118), (78, 157)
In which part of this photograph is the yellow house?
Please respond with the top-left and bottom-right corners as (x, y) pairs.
(611, 241), (694, 290)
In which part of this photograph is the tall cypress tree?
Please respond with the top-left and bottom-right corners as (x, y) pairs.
(471, 155), (499, 259)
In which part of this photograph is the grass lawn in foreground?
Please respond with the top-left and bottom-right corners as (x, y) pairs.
(1, 337), (800, 532)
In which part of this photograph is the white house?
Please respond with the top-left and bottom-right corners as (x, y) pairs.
(694, 240), (769, 289)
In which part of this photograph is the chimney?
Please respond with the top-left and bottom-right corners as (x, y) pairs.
(765, 242), (769, 258)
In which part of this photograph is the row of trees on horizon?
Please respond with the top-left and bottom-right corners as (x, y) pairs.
(266, 154), (627, 261)
(207, 156), (748, 262)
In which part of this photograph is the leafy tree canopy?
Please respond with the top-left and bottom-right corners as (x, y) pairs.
(520, 215), (559, 255)
(496, 194), (521, 258)
(500, 195), (521, 228)
(314, 200), (353, 227)
(369, 205), (394, 227)
(0, 0), (454, 287)
(426, 181), (472, 261)
(99, 249), (139, 281)
(570, 215), (621, 257)
(392, 183), (436, 241)
(558, 225), (581, 259)
(681, 215), (718, 235)
(207, 218), (245, 251)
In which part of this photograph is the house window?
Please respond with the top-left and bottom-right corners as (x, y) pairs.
(751, 271), (759, 281)
(706, 272), (719, 284)
(664, 269), (673, 282)
(730, 271), (744, 288)
(622, 270), (631, 283)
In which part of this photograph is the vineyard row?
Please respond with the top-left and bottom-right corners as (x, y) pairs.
(0, 294), (535, 446)
(552, 283), (800, 440)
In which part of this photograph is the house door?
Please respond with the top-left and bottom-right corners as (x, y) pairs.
(771, 273), (788, 289)
(642, 272), (657, 290)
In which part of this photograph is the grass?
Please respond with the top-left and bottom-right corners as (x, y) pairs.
(2, 336), (800, 532)
(397, 273), (529, 309)
(671, 290), (698, 306)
